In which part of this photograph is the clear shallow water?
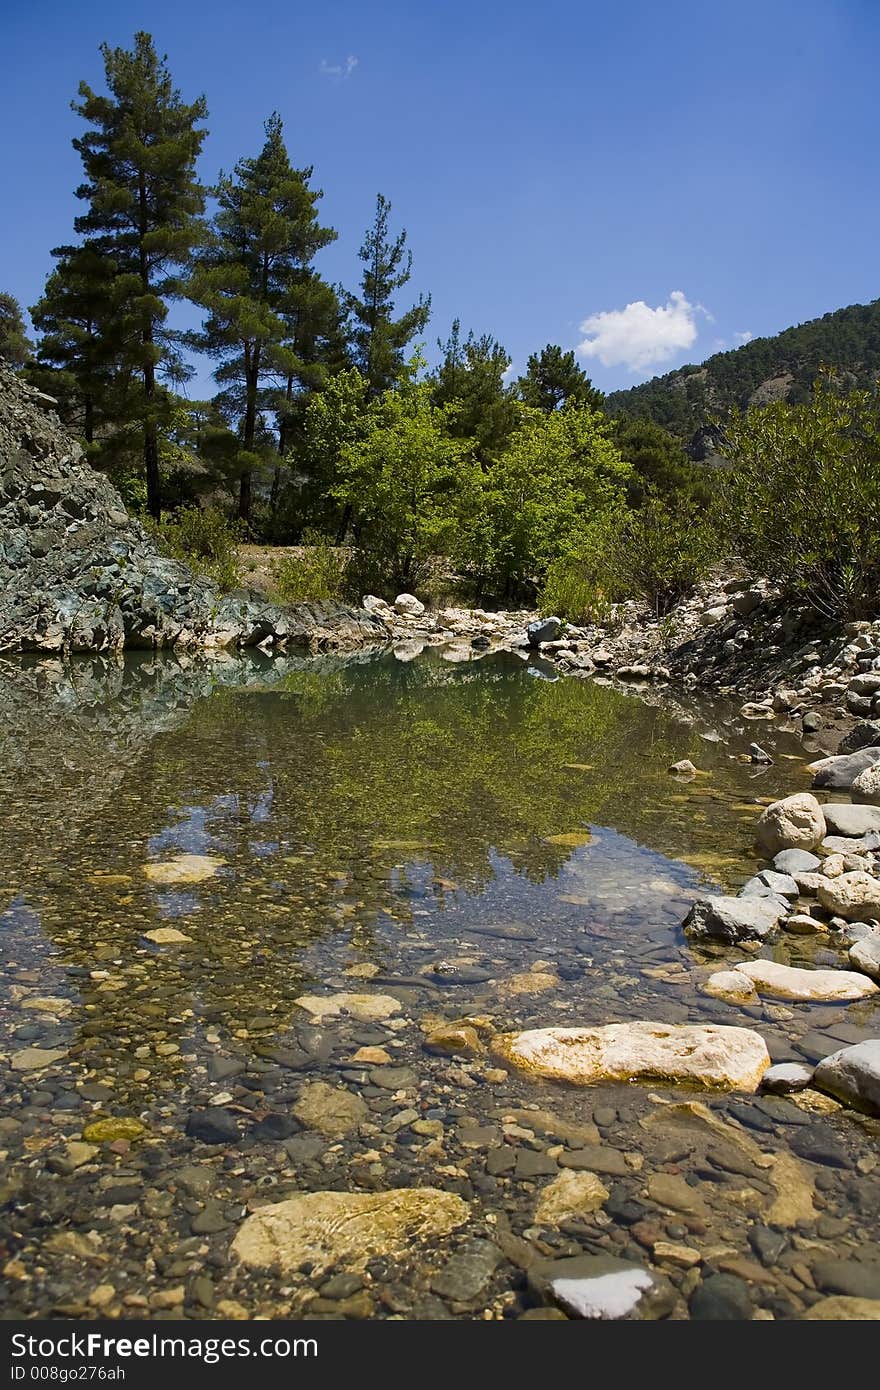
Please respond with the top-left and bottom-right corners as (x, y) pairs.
(1, 648), (878, 1320)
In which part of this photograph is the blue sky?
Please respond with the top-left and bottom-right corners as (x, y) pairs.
(2, 0), (878, 395)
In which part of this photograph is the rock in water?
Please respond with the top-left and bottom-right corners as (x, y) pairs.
(534, 1170), (609, 1225)
(732, 959), (878, 1002)
(528, 1254), (674, 1320)
(683, 894), (785, 943)
(754, 793), (826, 854)
(804, 1297), (880, 1319)
(493, 1022), (771, 1091)
(292, 1082), (369, 1138)
(817, 871), (880, 921)
(814, 1041), (880, 1114)
(821, 804), (880, 837)
(761, 1062), (814, 1094)
(527, 616), (563, 645)
(810, 748), (880, 791)
(143, 854), (224, 885)
(850, 937), (880, 980)
(230, 1188), (469, 1276)
(704, 971), (758, 1003)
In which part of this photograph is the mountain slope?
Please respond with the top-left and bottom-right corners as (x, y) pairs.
(605, 298), (880, 457)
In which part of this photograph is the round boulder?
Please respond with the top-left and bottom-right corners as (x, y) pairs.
(755, 793), (826, 855)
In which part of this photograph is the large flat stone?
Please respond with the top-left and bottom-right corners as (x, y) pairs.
(143, 853), (224, 885)
(293, 992), (402, 1022)
(734, 959), (878, 1002)
(821, 804), (880, 837)
(493, 1022), (771, 1092)
(527, 1254), (675, 1320)
(810, 747), (880, 790)
(231, 1188), (469, 1276)
(292, 1081), (369, 1138)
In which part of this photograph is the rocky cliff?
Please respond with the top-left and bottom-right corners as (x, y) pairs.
(0, 366), (387, 654)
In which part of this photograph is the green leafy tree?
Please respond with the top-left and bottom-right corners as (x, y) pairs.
(294, 366), (371, 536)
(190, 112), (337, 524)
(721, 375), (880, 619)
(457, 404), (631, 599)
(0, 293), (32, 367)
(344, 193), (431, 396)
(71, 31), (208, 518)
(432, 319), (519, 462)
(517, 344), (604, 413)
(332, 360), (481, 593)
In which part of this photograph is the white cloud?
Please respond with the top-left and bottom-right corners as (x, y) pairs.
(735, 330), (753, 344)
(576, 290), (708, 373)
(319, 55), (359, 79)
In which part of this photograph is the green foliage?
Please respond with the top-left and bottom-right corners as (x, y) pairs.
(152, 504), (243, 591)
(517, 344), (603, 414)
(275, 532), (350, 605)
(456, 404), (631, 599)
(432, 319), (519, 461)
(343, 194), (431, 396)
(0, 293), (32, 367)
(613, 417), (712, 506)
(720, 377), (880, 619)
(332, 360), (481, 595)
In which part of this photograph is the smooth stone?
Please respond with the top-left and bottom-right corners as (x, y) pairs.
(821, 804), (880, 837)
(11, 1047), (67, 1071)
(527, 616), (563, 645)
(429, 1240), (501, 1303)
(422, 1024), (483, 1057)
(142, 927), (192, 944)
(811, 1259), (880, 1300)
(293, 992), (401, 1023)
(394, 593), (425, 617)
(557, 1145), (630, 1177)
(494, 1022), (771, 1091)
(755, 793), (826, 855)
(704, 971), (758, 1003)
(515, 1149), (558, 1179)
(733, 959), (878, 1002)
(761, 1062), (814, 1094)
(804, 1296), (880, 1319)
(689, 1273), (753, 1320)
(683, 894), (785, 943)
(810, 747), (880, 791)
(850, 937), (880, 980)
(814, 1040), (880, 1115)
(231, 1188), (469, 1277)
(368, 1066), (418, 1090)
(817, 871), (880, 922)
(143, 854), (224, 885)
(185, 1109), (239, 1145)
(534, 1170), (610, 1225)
(773, 849), (822, 874)
(528, 1254), (675, 1320)
(292, 1082), (369, 1138)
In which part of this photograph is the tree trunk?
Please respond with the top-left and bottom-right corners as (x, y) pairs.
(144, 357), (160, 521)
(84, 394), (94, 446)
(239, 350), (259, 526)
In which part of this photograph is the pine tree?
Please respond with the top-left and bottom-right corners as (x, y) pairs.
(190, 113), (337, 524)
(29, 241), (124, 442)
(518, 344), (604, 413)
(344, 193), (431, 395)
(71, 31), (208, 518)
(0, 293), (32, 367)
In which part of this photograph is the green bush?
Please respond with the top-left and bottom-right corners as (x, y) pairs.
(275, 532), (350, 605)
(152, 505), (243, 592)
(720, 378), (880, 619)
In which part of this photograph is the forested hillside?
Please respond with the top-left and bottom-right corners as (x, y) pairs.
(606, 299), (880, 454)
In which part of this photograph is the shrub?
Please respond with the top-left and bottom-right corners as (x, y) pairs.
(275, 532), (350, 605)
(720, 378), (880, 619)
(153, 505), (242, 592)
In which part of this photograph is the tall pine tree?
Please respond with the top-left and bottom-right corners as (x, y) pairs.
(71, 31), (208, 518)
(344, 193), (430, 395)
(433, 319), (518, 462)
(190, 113), (337, 524)
(29, 240), (125, 443)
(0, 294), (32, 367)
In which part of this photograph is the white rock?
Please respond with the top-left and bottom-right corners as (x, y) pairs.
(494, 1022), (771, 1091)
(535, 1170), (609, 1225)
(394, 593), (425, 617)
(704, 971), (758, 1003)
(733, 959), (879, 1002)
(851, 761), (880, 804)
(814, 1040), (880, 1115)
(362, 594), (393, 617)
(755, 793), (826, 855)
(552, 1269), (655, 1319)
(293, 992), (402, 1023)
(817, 871), (880, 921)
(143, 853), (224, 885)
(849, 936), (880, 981)
(761, 1062), (814, 1094)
